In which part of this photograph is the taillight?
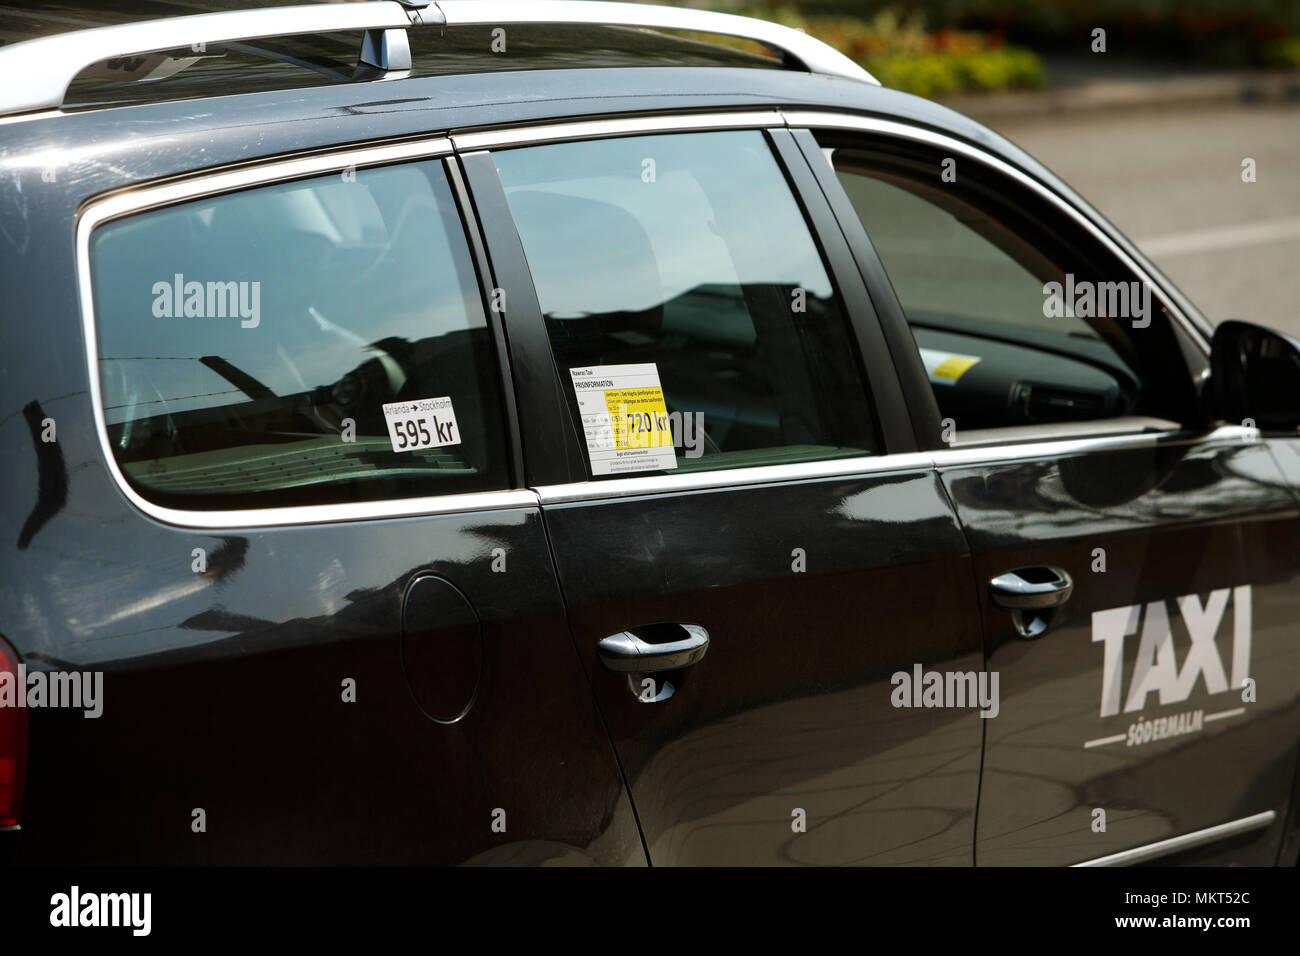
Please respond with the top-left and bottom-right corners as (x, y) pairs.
(0, 636), (26, 828)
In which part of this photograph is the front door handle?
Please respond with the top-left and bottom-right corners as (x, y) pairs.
(597, 623), (709, 674)
(990, 567), (1073, 639)
(990, 567), (1073, 609)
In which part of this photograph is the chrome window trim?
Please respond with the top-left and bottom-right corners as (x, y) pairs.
(451, 110), (786, 152)
(74, 110), (1246, 524)
(1071, 810), (1275, 867)
(780, 110), (1212, 354)
(78, 135), (454, 224)
(75, 135), (547, 530)
(103, 490), (541, 530)
(928, 424), (1250, 469)
(535, 453), (935, 504)
(534, 426), (1255, 503)
(948, 415), (1182, 448)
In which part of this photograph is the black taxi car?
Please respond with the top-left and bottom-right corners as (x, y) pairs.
(1, 0), (1299, 867)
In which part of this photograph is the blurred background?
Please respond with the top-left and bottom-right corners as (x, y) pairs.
(691, 0), (1300, 335)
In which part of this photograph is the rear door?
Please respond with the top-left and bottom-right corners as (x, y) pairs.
(2, 143), (642, 865)
(797, 114), (1300, 866)
(461, 118), (987, 866)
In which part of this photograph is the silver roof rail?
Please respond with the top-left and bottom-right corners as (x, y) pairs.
(0, 0), (878, 118)
(0, 1), (435, 116)
(435, 1), (879, 84)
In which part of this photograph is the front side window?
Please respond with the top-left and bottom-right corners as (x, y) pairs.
(90, 160), (510, 509)
(821, 140), (1199, 434)
(492, 130), (877, 476)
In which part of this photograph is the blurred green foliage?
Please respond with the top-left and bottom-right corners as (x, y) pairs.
(738, 6), (1046, 96)
(724, 0), (1300, 67)
(1265, 36), (1300, 67)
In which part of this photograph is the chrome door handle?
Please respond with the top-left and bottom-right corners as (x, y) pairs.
(990, 567), (1074, 610)
(597, 624), (709, 673)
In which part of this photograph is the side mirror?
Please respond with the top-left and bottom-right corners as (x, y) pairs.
(1209, 320), (1300, 433)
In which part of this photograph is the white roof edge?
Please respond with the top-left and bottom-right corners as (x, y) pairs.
(0, 0), (879, 118)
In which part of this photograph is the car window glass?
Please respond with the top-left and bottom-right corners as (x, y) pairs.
(90, 160), (510, 509)
(493, 130), (878, 475)
(831, 151), (1149, 432)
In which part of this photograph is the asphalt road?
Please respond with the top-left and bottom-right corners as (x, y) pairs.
(985, 102), (1300, 338)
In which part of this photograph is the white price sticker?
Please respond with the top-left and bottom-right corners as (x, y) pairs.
(382, 396), (461, 453)
(570, 363), (678, 476)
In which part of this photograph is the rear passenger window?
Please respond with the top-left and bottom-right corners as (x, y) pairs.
(90, 160), (510, 510)
(492, 130), (877, 475)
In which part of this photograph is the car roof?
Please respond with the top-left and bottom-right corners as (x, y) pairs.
(1, 64), (1047, 204)
(0, 1), (1040, 203)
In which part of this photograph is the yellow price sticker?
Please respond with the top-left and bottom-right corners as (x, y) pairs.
(919, 348), (982, 386)
(606, 387), (674, 450)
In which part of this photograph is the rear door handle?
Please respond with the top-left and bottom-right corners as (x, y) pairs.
(990, 567), (1073, 610)
(597, 623), (709, 673)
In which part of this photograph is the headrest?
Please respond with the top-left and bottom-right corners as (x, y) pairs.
(506, 189), (664, 336)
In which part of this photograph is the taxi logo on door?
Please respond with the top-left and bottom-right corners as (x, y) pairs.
(1092, 586), (1252, 718)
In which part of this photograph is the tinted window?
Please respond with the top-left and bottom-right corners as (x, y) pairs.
(839, 169), (1082, 334)
(90, 161), (510, 509)
(830, 151), (1146, 431)
(493, 130), (877, 475)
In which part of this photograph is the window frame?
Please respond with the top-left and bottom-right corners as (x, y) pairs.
(67, 111), (1264, 525)
(459, 114), (917, 489)
(452, 110), (1253, 506)
(786, 113), (1215, 453)
(76, 137), (532, 529)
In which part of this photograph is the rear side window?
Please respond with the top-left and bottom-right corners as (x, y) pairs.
(493, 130), (877, 476)
(89, 160), (510, 510)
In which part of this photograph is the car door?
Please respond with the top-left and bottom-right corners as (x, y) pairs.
(796, 113), (1300, 866)
(459, 117), (988, 866)
(1, 143), (642, 865)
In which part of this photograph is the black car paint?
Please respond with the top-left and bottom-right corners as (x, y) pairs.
(945, 440), (1300, 865)
(0, 62), (1293, 865)
(2, 495), (642, 864)
(538, 470), (984, 865)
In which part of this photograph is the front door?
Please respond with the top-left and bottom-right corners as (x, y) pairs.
(806, 115), (1300, 865)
